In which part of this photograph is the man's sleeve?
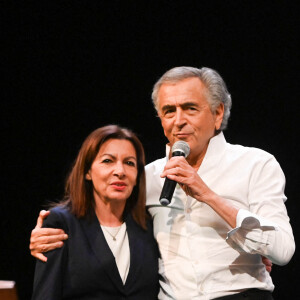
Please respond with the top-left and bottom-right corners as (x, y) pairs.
(226, 155), (295, 265)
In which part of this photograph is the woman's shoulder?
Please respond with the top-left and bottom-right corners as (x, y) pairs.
(43, 205), (75, 229)
(49, 205), (70, 215)
(126, 214), (154, 237)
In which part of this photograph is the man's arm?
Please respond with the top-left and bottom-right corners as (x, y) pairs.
(161, 155), (295, 265)
(32, 209), (68, 300)
(160, 156), (238, 227)
(29, 210), (68, 262)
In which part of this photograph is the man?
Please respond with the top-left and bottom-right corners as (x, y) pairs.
(30, 66), (295, 299)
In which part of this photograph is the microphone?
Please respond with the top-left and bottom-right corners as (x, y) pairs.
(159, 141), (190, 206)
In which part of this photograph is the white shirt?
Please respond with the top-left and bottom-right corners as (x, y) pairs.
(146, 132), (295, 300)
(101, 223), (130, 284)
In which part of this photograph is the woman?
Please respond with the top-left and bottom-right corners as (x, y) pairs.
(32, 125), (159, 300)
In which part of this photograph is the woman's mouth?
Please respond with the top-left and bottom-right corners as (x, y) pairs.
(111, 182), (127, 191)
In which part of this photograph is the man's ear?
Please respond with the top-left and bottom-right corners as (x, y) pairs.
(85, 171), (92, 180)
(215, 103), (224, 130)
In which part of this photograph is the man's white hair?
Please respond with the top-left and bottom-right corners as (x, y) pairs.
(152, 66), (232, 131)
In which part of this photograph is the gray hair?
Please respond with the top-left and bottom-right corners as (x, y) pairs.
(151, 66), (232, 130)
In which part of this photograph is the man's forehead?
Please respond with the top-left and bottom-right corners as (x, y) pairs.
(158, 77), (206, 96)
(158, 79), (208, 107)
(161, 100), (201, 109)
(160, 77), (203, 88)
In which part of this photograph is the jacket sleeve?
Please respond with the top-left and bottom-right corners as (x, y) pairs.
(31, 208), (68, 300)
(226, 155), (295, 265)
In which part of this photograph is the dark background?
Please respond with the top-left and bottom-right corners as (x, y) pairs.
(1, 2), (299, 299)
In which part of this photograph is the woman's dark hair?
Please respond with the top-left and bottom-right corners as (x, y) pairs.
(61, 125), (147, 229)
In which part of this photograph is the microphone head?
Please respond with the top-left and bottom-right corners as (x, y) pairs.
(171, 141), (190, 158)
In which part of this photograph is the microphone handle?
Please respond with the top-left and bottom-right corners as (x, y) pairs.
(159, 178), (177, 206)
(159, 150), (186, 206)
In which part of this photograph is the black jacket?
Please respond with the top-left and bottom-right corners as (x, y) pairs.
(32, 206), (159, 300)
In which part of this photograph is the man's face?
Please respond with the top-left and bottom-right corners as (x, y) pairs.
(157, 77), (224, 164)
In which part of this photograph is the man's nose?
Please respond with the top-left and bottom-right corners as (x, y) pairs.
(174, 110), (186, 128)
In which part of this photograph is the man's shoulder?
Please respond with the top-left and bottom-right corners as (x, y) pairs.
(226, 141), (274, 161)
(145, 157), (167, 171)
(145, 157), (166, 194)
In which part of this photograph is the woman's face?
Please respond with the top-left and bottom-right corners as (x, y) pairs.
(86, 139), (138, 205)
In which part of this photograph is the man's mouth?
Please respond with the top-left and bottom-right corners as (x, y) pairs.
(175, 132), (191, 138)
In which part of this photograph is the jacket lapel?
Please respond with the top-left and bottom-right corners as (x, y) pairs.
(79, 211), (124, 292)
(124, 215), (145, 289)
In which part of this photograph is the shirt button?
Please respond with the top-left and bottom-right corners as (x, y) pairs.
(186, 208), (192, 214)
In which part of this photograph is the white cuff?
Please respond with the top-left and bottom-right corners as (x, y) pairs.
(236, 209), (278, 230)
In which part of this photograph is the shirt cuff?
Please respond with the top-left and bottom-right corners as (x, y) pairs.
(226, 209), (278, 253)
(236, 209), (279, 230)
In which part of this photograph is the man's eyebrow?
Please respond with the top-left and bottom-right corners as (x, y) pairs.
(161, 102), (199, 111)
(180, 101), (199, 108)
(161, 104), (175, 112)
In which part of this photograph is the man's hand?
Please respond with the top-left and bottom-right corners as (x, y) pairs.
(29, 210), (68, 262)
(161, 156), (238, 228)
(262, 256), (273, 273)
(160, 156), (212, 201)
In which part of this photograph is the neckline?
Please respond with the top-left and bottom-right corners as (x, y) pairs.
(101, 223), (124, 241)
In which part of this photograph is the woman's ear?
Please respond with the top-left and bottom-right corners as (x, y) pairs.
(85, 171), (92, 180)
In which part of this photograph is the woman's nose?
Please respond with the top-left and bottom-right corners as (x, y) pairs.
(113, 162), (125, 177)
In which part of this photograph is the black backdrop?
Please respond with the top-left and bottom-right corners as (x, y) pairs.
(1, 2), (299, 299)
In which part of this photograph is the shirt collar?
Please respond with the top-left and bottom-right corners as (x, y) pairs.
(165, 132), (227, 165)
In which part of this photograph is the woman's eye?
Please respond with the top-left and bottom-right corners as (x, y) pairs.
(102, 159), (112, 163)
(126, 161), (136, 167)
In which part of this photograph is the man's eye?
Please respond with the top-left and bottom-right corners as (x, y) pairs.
(164, 110), (175, 116)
